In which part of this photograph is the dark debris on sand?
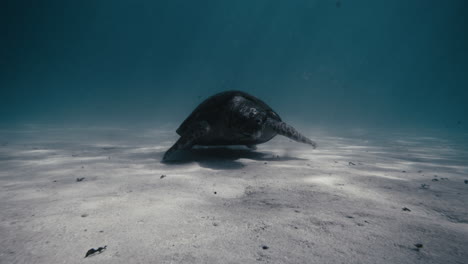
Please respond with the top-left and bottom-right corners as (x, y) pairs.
(413, 243), (423, 251)
(402, 207), (411, 212)
(420, 184), (430, 189)
(76, 177), (85, 182)
(85, 245), (107, 258)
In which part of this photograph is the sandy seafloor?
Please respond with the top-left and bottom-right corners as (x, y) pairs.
(0, 125), (467, 264)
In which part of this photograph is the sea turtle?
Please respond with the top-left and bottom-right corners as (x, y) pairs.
(163, 90), (317, 161)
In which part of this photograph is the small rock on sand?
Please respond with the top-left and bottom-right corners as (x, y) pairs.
(413, 243), (423, 251)
(420, 184), (430, 189)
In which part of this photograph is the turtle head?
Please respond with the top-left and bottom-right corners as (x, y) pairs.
(230, 98), (267, 139)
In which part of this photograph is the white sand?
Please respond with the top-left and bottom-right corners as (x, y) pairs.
(0, 125), (467, 264)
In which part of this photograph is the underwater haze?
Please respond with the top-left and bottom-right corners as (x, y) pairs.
(2, 1), (468, 264)
(1, 0), (467, 129)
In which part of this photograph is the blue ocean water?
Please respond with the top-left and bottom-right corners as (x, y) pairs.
(1, 0), (467, 131)
(1, 3), (468, 263)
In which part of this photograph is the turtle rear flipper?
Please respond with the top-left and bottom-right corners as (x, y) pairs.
(163, 121), (210, 161)
(266, 118), (317, 148)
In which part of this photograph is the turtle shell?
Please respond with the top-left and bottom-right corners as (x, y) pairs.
(176, 90), (282, 136)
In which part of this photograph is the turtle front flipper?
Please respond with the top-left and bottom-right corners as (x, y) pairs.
(266, 118), (317, 148)
(163, 121), (210, 161)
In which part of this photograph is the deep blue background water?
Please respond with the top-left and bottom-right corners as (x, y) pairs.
(1, 0), (467, 131)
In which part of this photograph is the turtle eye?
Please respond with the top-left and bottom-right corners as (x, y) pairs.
(256, 118), (262, 124)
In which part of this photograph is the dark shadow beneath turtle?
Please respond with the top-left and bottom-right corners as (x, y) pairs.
(161, 146), (307, 170)
(163, 90), (317, 162)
